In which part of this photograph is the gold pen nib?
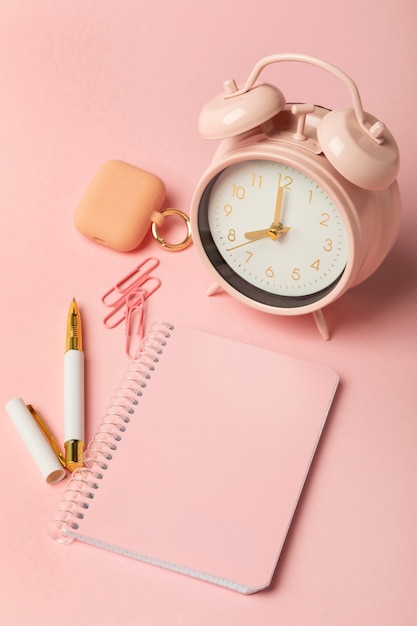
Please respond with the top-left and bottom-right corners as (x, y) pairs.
(66, 298), (83, 351)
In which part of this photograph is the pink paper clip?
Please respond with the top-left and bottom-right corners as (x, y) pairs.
(102, 275), (161, 329)
(101, 258), (160, 308)
(124, 294), (145, 359)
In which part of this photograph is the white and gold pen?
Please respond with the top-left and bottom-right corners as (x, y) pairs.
(64, 298), (85, 471)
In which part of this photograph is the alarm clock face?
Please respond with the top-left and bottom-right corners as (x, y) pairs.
(197, 159), (349, 309)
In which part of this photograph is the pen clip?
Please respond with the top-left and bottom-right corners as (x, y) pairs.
(27, 405), (66, 469)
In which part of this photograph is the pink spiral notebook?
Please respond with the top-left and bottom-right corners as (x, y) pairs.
(51, 323), (339, 594)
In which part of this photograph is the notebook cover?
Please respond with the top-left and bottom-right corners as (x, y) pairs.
(53, 325), (339, 593)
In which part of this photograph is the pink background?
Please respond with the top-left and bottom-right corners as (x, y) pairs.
(1, 1), (416, 624)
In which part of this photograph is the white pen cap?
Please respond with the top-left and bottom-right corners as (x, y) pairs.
(6, 398), (66, 484)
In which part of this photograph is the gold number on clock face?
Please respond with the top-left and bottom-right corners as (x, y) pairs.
(206, 160), (349, 300)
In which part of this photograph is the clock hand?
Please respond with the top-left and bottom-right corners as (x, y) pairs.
(226, 231), (270, 251)
(243, 227), (271, 239)
(227, 225), (291, 251)
(272, 185), (284, 228)
(242, 187), (288, 241)
(244, 225), (291, 240)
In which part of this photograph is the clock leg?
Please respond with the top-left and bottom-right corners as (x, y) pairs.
(313, 309), (330, 341)
(206, 282), (223, 296)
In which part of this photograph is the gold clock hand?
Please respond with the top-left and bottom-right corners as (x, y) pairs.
(244, 227), (271, 239)
(241, 187), (285, 242)
(226, 231), (269, 251)
(272, 185), (284, 227)
(244, 225), (291, 240)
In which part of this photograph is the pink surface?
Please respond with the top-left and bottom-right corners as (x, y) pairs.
(0, 1), (416, 625)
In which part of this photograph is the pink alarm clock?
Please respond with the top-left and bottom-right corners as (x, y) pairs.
(190, 53), (401, 338)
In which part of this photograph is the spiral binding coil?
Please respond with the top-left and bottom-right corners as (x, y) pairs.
(49, 322), (174, 543)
